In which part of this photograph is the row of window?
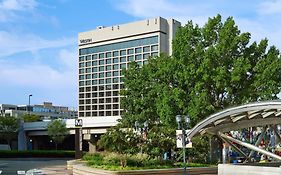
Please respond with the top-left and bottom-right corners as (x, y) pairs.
(79, 45), (158, 62)
(79, 97), (119, 105)
(79, 91), (120, 98)
(79, 85), (124, 92)
(79, 36), (158, 55)
(79, 77), (125, 86)
(79, 97), (120, 104)
(79, 110), (122, 117)
(79, 104), (119, 110)
(78, 52), (157, 68)
(79, 60), (150, 75)
(79, 71), (121, 80)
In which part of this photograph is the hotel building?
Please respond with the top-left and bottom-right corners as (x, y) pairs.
(78, 17), (181, 118)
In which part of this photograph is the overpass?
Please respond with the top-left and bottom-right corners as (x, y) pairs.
(18, 116), (120, 151)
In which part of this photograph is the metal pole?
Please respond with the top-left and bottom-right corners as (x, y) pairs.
(28, 94), (32, 115)
(182, 128), (186, 175)
(218, 132), (281, 161)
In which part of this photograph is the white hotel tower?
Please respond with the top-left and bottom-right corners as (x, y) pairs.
(78, 17), (180, 121)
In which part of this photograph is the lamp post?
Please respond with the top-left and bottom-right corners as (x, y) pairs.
(28, 94), (32, 115)
(176, 115), (190, 175)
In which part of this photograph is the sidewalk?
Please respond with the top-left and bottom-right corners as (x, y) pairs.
(39, 165), (72, 175)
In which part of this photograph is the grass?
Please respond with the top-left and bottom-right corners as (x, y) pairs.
(83, 152), (210, 171)
(0, 150), (75, 158)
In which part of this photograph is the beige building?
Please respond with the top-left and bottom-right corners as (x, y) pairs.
(78, 17), (181, 118)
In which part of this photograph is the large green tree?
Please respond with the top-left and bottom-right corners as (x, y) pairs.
(122, 14), (281, 127)
(47, 119), (69, 149)
(0, 116), (20, 147)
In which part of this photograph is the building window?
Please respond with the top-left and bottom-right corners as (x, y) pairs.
(99, 79), (105, 84)
(99, 53), (105, 58)
(127, 49), (134, 55)
(127, 56), (134, 62)
(135, 54), (142, 60)
(151, 45), (158, 51)
(99, 111), (104, 116)
(106, 72), (112, 77)
(113, 58), (119, 63)
(113, 91), (119, 96)
(120, 64), (126, 69)
(113, 71), (119, 76)
(106, 78), (112, 84)
(106, 85), (111, 90)
(92, 92), (98, 97)
(99, 92), (104, 97)
(143, 53), (150, 59)
(135, 47), (142, 53)
(106, 91), (111, 97)
(99, 60), (104, 65)
(99, 86), (104, 90)
(79, 63), (85, 68)
(79, 81), (84, 86)
(113, 98), (118, 103)
(79, 56), (85, 62)
(86, 55), (91, 61)
(99, 98), (104, 103)
(113, 64), (119, 70)
(113, 111), (119, 116)
(113, 84), (119, 89)
(79, 87), (84, 92)
(92, 67), (98, 72)
(113, 51), (119, 57)
(106, 59), (112, 64)
(92, 54), (98, 60)
(92, 112), (98, 116)
(92, 99), (97, 103)
(99, 73), (104, 78)
(92, 61), (97, 66)
(86, 74), (91, 79)
(92, 80), (97, 85)
(79, 69), (85, 74)
(99, 66), (104, 71)
(143, 46), (150, 52)
(106, 98), (111, 103)
(92, 73), (98, 78)
(79, 75), (85, 80)
(113, 77), (119, 83)
(106, 65), (112, 71)
(120, 57), (126, 62)
(106, 52), (112, 58)
(120, 50), (126, 56)
(106, 111), (111, 116)
(92, 86), (97, 91)
(113, 104), (119, 109)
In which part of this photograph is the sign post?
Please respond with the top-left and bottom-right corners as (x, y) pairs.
(176, 130), (192, 148)
(75, 119), (83, 159)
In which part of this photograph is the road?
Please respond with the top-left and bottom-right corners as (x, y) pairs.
(0, 158), (72, 175)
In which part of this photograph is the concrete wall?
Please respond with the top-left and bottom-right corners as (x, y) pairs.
(218, 164), (281, 175)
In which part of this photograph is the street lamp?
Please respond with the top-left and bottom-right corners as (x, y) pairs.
(28, 94), (32, 115)
(176, 115), (190, 175)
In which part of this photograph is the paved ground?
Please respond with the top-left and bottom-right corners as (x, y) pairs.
(0, 158), (72, 175)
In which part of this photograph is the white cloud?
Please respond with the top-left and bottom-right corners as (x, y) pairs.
(0, 0), (37, 11)
(0, 60), (75, 90)
(113, 0), (281, 49)
(0, 31), (76, 57)
(258, 0), (281, 15)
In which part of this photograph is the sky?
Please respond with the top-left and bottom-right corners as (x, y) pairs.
(0, 0), (281, 109)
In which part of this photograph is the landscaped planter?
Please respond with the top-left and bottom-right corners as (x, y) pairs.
(72, 163), (217, 175)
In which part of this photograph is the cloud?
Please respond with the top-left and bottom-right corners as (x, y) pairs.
(0, 31), (76, 57)
(0, 0), (37, 11)
(258, 0), (281, 15)
(113, 0), (281, 49)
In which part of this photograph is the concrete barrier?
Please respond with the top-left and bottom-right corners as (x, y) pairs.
(72, 163), (217, 175)
(218, 164), (281, 175)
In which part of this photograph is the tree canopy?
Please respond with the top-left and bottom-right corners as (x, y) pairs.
(47, 119), (69, 149)
(0, 116), (20, 146)
(121, 14), (281, 127)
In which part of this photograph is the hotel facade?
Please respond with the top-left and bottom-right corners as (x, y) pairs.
(78, 17), (181, 119)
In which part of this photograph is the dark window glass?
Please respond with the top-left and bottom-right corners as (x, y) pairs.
(120, 50), (126, 56)
(113, 58), (119, 63)
(106, 52), (112, 58)
(127, 49), (134, 55)
(113, 51), (119, 57)
(99, 53), (104, 58)
(135, 47), (142, 53)
(106, 59), (112, 64)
